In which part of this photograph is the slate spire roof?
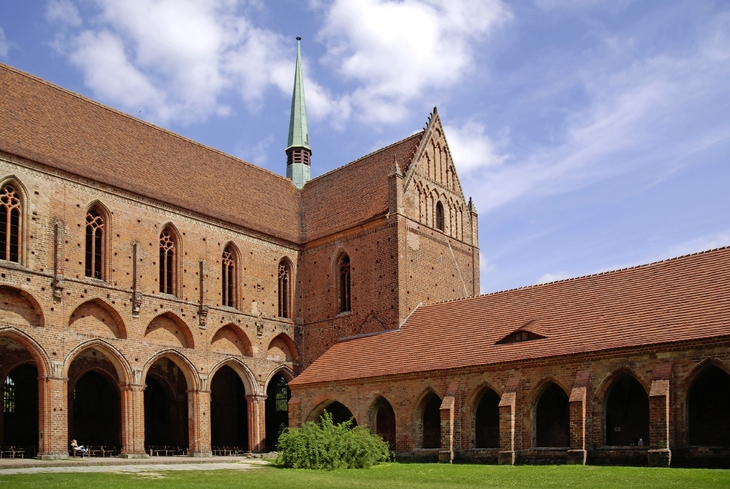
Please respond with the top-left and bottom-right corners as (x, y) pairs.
(287, 37), (310, 152)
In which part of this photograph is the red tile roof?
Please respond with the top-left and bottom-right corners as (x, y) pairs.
(291, 246), (730, 385)
(1, 63), (424, 245)
(301, 134), (421, 241)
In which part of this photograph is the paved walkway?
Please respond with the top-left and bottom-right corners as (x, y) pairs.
(0, 455), (272, 475)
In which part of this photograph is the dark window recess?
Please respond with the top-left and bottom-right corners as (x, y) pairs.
(339, 254), (351, 313)
(496, 330), (545, 344)
(435, 201), (444, 232)
(278, 261), (291, 318)
(222, 246), (236, 307)
(159, 230), (176, 295)
(85, 207), (105, 279)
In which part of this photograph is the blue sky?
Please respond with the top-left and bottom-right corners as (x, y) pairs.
(1, 0), (729, 294)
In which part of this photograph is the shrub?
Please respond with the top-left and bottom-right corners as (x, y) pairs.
(276, 410), (391, 469)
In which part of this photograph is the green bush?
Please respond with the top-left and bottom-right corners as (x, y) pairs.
(276, 410), (391, 470)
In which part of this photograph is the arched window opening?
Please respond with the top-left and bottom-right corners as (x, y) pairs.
(535, 383), (569, 447)
(71, 371), (121, 448)
(435, 201), (444, 232)
(278, 260), (291, 318)
(688, 366), (730, 446)
(322, 401), (356, 426)
(221, 245), (236, 308)
(85, 207), (105, 279)
(338, 254), (351, 313)
(422, 393), (442, 449)
(373, 398), (396, 450)
(145, 358), (189, 452)
(475, 389), (500, 448)
(0, 184), (21, 262)
(2, 364), (38, 450)
(159, 229), (176, 295)
(605, 375), (649, 446)
(211, 366), (248, 453)
(265, 374), (290, 450)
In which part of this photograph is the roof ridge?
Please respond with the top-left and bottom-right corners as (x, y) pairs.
(308, 131), (423, 183)
(422, 245), (730, 307)
(0, 63), (295, 186)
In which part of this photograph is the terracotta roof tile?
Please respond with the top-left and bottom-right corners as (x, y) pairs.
(301, 134), (421, 241)
(291, 246), (730, 385)
(0, 63), (301, 242)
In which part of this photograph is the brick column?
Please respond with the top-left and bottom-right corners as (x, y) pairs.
(188, 388), (212, 457)
(38, 361), (68, 459)
(438, 383), (459, 463)
(120, 382), (147, 457)
(648, 363), (672, 467)
(288, 396), (302, 428)
(498, 377), (520, 465)
(567, 370), (590, 465)
(246, 394), (267, 452)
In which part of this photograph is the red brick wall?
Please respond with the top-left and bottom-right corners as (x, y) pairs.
(290, 340), (730, 466)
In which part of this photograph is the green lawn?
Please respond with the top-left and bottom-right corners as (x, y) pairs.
(1, 463), (729, 489)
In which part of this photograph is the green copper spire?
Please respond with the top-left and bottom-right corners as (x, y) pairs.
(286, 37), (311, 188)
(287, 37), (310, 151)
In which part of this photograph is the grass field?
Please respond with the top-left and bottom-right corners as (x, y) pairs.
(2, 463), (730, 489)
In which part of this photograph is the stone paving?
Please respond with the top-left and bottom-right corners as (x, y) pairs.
(0, 456), (270, 475)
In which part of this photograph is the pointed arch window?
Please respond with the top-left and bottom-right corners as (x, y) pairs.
(278, 260), (291, 319)
(0, 184), (21, 262)
(85, 206), (105, 279)
(159, 229), (177, 295)
(222, 244), (237, 308)
(338, 254), (351, 313)
(435, 201), (444, 232)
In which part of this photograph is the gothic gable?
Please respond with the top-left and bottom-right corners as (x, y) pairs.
(402, 108), (468, 240)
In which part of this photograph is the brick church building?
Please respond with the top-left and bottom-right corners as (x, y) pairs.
(0, 43), (728, 466)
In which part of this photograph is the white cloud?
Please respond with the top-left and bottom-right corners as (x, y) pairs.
(537, 271), (570, 284)
(238, 134), (274, 168)
(48, 0), (297, 124)
(0, 28), (9, 58)
(444, 121), (509, 173)
(69, 30), (166, 114)
(468, 20), (730, 213)
(662, 232), (730, 260)
(45, 0), (82, 27)
(316, 0), (511, 123)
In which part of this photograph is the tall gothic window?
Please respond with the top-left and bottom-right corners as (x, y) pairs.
(435, 201), (445, 232)
(0, 184), (21, 262)
(85, 206), (105, 279)
(222, 244), (236, 308)
(338, 254), (351, 313)
(278, 260), (291, 318)
(159, 228), (176, 295)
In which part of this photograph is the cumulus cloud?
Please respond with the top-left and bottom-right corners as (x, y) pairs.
(46, 0), (297, 124)
(316, 0), (511, 123)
